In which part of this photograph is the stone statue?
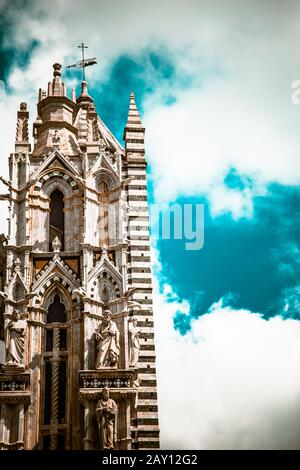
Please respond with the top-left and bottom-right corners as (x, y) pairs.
(96, 387), (118, 449)
(128, 317), (140, 367)
(5, 310), (25, 365)
(95, 310), (120, 369)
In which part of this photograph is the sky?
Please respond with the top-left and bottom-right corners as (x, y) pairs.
(1, 0), (300, 449)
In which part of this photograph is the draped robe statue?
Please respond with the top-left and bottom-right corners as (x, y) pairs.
(5, 310), (25, 365)
(96, 387), (118, 449)
(95, 310), (120, 369)
(129, 317), (140, 367)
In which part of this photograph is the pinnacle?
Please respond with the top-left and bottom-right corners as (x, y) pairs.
(125, 91), (142, 128)
(76, 80), (94, 104)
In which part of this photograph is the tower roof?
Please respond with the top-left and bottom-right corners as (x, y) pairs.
(32, 63), (124, 157)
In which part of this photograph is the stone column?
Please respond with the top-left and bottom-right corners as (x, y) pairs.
(49, 327), (60, 450)
(17, 403), (25, 449)
(83, 401), (92, 450)
(0, 404), (5, 446)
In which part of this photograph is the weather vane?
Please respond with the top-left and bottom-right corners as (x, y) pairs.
(66, 43), (97, 81)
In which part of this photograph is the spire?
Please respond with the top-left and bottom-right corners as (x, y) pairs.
(123, 92), (145, 160)
(125, 92), (143, 128)
(38, 63), (66, 100)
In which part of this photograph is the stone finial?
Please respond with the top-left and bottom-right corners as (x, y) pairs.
(15, 102), (29, 143)
(76, 80), (93, 106)
(81, 81), (88, 96)
(101, 244), (108, 257)
(53, 63), (62, 78)
(51, 63), (66, 97)
(52, 236), (61, 254)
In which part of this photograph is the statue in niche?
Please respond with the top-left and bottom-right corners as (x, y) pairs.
(95, 310), (120, 369)
(5, 310), (25, 366)
(96, 387), (118, 449)
(128, 317), (141, 367)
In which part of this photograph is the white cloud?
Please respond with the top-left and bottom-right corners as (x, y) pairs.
(153, 261), (300, 449)
(3, 0), (300, 220)
(144, 77), (300, 213)
(1, 1), (300, 222)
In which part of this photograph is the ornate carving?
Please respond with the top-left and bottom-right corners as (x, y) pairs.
(14, 257), (21, 273)
(96, 387), (118, 449)
(99, 138), (106, 151)
(82, 376), (131, 389)
(0, 375), (29, 391)
(95, 310), (120, 369)
(16, 152), (26, 164)
(92, 117), (100, 142)
(73, 286), (86, 299)
(52, 130), (61, 147)
(15, 103), (29, 142)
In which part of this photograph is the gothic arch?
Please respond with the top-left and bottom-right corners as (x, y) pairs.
(94, 168), (118, 192)
(97, 278), (116, 303)
(42, 283), (72, 313)
(32, 270), (79, 308)
(39, 174), (76, 198)
(34, 169), (80, 195)
(90, 269), (121, 301)
(33, 173), (82, 252)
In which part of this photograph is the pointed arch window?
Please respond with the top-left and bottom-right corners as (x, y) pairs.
(98, 181), (109, 246)
(101, 286), (109, 303)
(49, 189), (65, 251)
(42, 293), (68, 449)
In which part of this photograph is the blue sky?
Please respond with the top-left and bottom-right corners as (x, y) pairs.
(1, 0), (300, 449)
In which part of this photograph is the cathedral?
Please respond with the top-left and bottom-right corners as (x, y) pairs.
(0, 63), (159, 450)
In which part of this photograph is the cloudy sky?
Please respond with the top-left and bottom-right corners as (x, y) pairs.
(1, 0), (300, 449)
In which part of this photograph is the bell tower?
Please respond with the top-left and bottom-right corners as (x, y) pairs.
(0, 64), (159, 450)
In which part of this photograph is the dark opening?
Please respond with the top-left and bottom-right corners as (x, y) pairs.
(47, 294), (66, 323)
(59, 329), (67, 350)
(49, 189), (64, 251)
(46, 329), (53, 351)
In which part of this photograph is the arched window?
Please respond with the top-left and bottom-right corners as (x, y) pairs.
(101, 286), (109, 303)
(98, 181), (109, 246)
(42, 293), (68, 450)
(49, 189), (64, 251)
